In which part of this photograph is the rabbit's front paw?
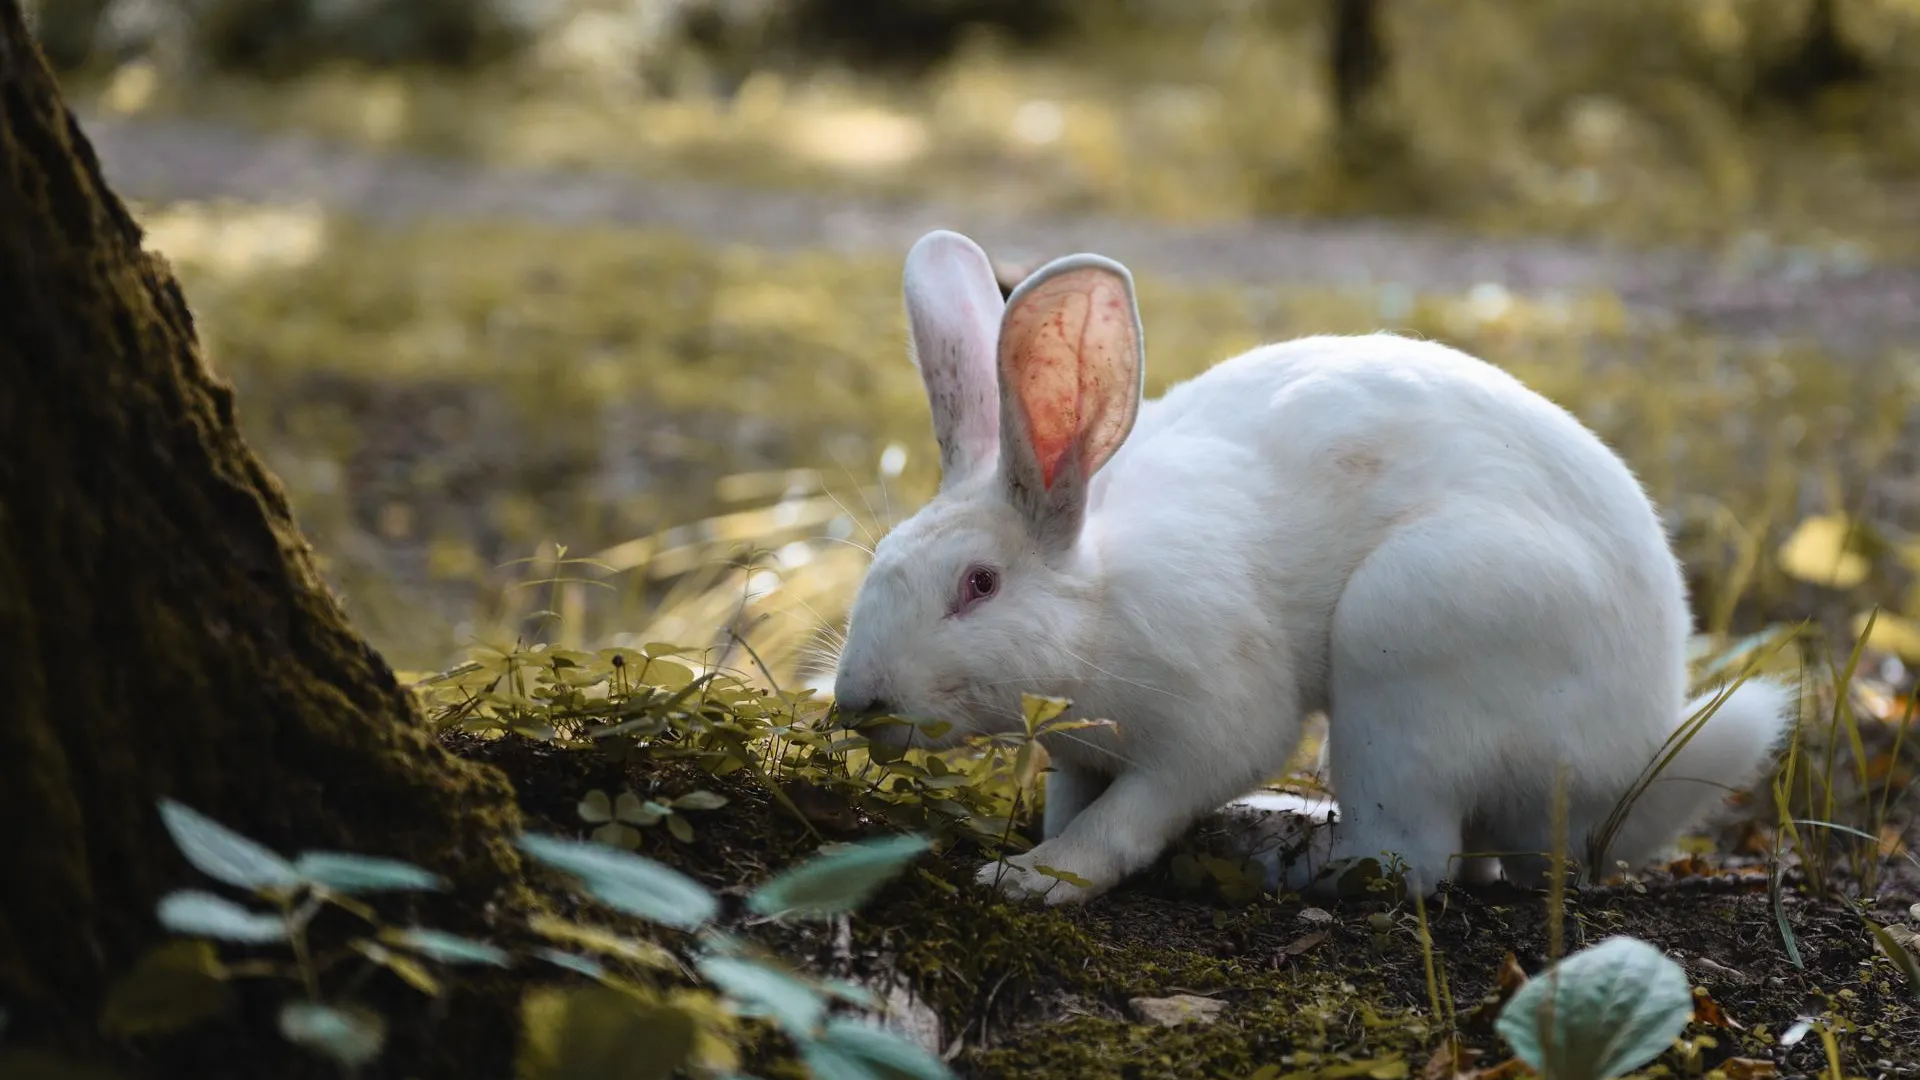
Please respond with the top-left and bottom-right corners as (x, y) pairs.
(974, 849), (1105, 905)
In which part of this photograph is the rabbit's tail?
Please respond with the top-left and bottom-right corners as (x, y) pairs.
(1596, 678), (1798, 872)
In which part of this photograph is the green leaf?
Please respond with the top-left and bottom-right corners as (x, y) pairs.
(591, 822), (644, 850)
(667, 815), (695, 844)
(516, 833), (718, 930)
(277, 1002), (386, 1070)
(528, 914), (677, 970)
(156, 890), (287, 943)
(579, 790), (615, 824)
(100, 941), (233, 1036)
(517, 986), (694, 1080)
(382, 927), (511, 967)
(695, 955), (826, 1039)
(670, 790), (729, 811)
(800, 1018), (957, 1080)
(351, 940), (443, 996)
(748, 834), (930, 919)
(533, 947), (608, 980)
(1496, 935), (1692, 1080)
(1019, 694), (1070, 735)
(613, 791), (654, 824)
(294, 852), (446, 894)
(157, 799), (299, 892)
(1033, 865), (1093, 888)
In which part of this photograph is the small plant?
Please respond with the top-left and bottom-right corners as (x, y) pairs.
(1495, 935), (1693, 1080)
(125, 798), (954, 1079)
(111, 799), (506, 1070)
(577, 787), (729, 848)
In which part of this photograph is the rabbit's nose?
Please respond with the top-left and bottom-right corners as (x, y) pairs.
(834, 695), (894, 728)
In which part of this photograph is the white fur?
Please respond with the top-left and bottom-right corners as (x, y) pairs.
(833, 230), (1797, 905)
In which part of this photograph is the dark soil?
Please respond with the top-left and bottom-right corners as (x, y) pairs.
(445, 733), (1920, 1080)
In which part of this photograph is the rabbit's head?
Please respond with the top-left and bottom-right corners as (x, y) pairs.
(833, 230), (1145, 748)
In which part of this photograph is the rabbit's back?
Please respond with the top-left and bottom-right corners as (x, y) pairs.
(1087, 332), (1689, 714)
(1107, 334), (1669, 558)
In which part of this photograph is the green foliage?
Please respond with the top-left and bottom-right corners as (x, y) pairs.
(137, 798), (952, 1079)
(156, 890), (289, 943)
(516, 833), (719, 931)
(1496, 936), (1694, 1080)
(579, 787), (728, 848)
(157, 798), (301, 892)
(277, 1002), (387, 1071)
(293, 851), (449, 893)
(747, 834), (932, 919)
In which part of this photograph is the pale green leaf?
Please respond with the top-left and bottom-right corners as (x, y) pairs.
(800, 1017), (956, 1080)
(578, 790), (615, 824)
(351, 941), (443, 996)
(156, 890), (287, 943)
(294, 852), (446, 894)
(527, 913), (678, 970)
(533, 948), (608, 980)
(278, 1003), (386, 1070)
(697, 954), (827, 1038)
(670, 790), (729, 811)
(516, 833), (717, 930)
(1496, 936), (1692, 1080)
(157, 800), (299, 892)
(747, 835), (930, 919)
(383, 927), (511, 967)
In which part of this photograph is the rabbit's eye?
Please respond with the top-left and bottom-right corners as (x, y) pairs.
(958, 565), (999, 611)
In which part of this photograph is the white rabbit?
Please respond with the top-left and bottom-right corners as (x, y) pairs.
(832, 229), (1795, 905)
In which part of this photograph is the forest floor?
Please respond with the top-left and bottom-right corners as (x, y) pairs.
(76, 105), (1920, 1078)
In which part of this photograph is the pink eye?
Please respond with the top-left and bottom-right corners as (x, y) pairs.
(957, 565), (999, 612)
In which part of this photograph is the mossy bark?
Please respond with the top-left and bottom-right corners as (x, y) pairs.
(0, 2), (524, 1069)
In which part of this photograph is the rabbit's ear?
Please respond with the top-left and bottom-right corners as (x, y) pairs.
(903, 230), (1005, 487)
(996, 253), (1144, 549)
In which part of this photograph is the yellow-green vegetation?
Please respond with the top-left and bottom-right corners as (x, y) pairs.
(80, 0), (1920, 256)
(140, 198), (1920, 680)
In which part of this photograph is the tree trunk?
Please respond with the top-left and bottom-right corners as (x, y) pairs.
(1763, 0), (1870, 103)
(1328, 0), (1388, 132)
(0, 2), (525, 1072)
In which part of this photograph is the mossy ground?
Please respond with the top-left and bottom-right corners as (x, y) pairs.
(445, 730), (1919, 1080)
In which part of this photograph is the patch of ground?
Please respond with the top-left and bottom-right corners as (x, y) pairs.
(446, 733), (1920, 1080)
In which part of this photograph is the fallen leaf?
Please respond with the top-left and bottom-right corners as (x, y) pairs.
(1722, 1057), (1778, 1080)
(1421, 1037), (1485, 1080)
(1281, 930), (1330, 959)
(1130, 994), (1226, 1028)
(1461, 953), (1529, 1034)
(1691, 986), (1742, 1030)
(1778, 515), (1869, 588)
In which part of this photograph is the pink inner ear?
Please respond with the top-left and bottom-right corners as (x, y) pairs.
(1002, 269), (1138, 490)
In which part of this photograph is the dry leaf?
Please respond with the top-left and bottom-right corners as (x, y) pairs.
(1778, 515), (1869, 588)
(1722, 1057), (1778, 1080)
(1856, 610), (1920, 663)
(1421, 1037), (1485, 1080)
(1281, 930), (1330, 959)
(1691, 986), (1742, 1030)
(1461, 953), (1529, 1033)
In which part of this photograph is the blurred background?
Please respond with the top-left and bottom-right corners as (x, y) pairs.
(28, 0), (1920, 694)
